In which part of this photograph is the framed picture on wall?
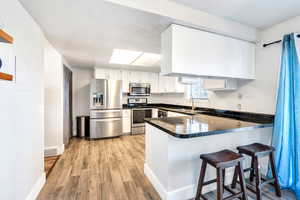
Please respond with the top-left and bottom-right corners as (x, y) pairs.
(0, 43), (15, 85)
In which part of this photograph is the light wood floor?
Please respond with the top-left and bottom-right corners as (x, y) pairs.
(38, 135), (296, 200)
(45, 156), (60, 178)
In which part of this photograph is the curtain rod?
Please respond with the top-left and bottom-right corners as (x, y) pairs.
(263, 34), (300, 47)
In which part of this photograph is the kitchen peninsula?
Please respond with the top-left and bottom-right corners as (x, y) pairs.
(144, 113), (274, 200)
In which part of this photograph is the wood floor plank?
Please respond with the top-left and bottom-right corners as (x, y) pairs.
(38, 135), (295, 200)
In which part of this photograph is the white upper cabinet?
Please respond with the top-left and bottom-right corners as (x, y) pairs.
(94, 68), (122, 80)
(148, 72), (159, 93)
(108, 69), (122, 80)
(122, 70), (132, 93)
(94, 68), (110, 79)
(203, 79), (237, 91)
(158, 75), (185, 93)
(94, 68), (185, 94)
(161, 24), (255, 79)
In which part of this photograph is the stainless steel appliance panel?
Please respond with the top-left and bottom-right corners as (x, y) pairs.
(106, 80), (122, 109)
(90, 118), (122, 139)
(131, 108), (152, 134)
(90, 79), (122, 109)
(90, 79), (106, 109)
(129, 83), (151, 96)
(90, 110), (122, 119)
(89, 79), (123, 139)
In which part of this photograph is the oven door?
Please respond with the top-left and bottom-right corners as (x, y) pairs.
(131, 109), (152, 134)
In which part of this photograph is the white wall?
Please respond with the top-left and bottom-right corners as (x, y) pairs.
(72, 67), (93, 135)
(0, 0), (47, 199)
(44, 40), (65, 156)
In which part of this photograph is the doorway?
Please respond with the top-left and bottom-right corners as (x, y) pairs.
(63, 66), (73, 146)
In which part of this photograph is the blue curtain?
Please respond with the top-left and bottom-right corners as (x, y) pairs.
(272, 33), (300, 199)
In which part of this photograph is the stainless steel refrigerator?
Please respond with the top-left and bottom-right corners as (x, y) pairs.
(89, 79), (123, 139)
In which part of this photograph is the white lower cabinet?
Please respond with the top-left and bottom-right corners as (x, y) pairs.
(122, 109), (131, 134)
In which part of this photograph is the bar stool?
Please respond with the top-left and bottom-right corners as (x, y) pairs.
(231, 143), (281, 200)
(195, 150), (248, 200)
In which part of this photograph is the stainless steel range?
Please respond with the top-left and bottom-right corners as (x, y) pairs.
(129, 98), (152, 134)
(89, 79), (123, 139)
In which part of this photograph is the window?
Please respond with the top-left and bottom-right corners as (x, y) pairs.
(186, 79), (208, 99)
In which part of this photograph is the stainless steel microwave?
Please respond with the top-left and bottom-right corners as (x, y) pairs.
(129, 83), (151, 96)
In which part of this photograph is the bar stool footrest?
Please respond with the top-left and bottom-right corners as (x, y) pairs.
(223, 192), (243, 200)
(203, 179), (217, 186)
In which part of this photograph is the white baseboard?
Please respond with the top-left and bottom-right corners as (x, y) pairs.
(44, 144), (64, 157)
(144, 163), (234, 200)
(25, 173), (46, 200)
(144, 163), (168, 200)
(144, 163), (195, 200)
(58, 144), (65, 155)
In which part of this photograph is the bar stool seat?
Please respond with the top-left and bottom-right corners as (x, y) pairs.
(237, 143), (274, 157)
(196, 150), (248, 200)
(201, 150), (244, 167)
(232, 143), (281, 200)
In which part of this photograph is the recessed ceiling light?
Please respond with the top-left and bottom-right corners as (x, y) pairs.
(109, 49), (142, 65)
(132, 53), (161, 67)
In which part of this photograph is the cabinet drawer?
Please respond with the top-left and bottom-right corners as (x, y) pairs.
(122, 109), (131, 118)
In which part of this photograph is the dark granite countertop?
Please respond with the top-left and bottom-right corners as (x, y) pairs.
(145, 115), (273, 138)
(123, 103), (274, 124)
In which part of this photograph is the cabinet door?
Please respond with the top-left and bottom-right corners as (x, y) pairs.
(158, 75), (168, 93)
(130, 71), (140, 83)
(108, 69), (122, 80)
(95, 68), (110, 79)
(149, 73), (159, 93)
(122, 110), (131, 133)
(203, 79), (237, 90)
(122, 70), (131, 93)
(167, 76), (176, 93)
(161, 24), (255, 79)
